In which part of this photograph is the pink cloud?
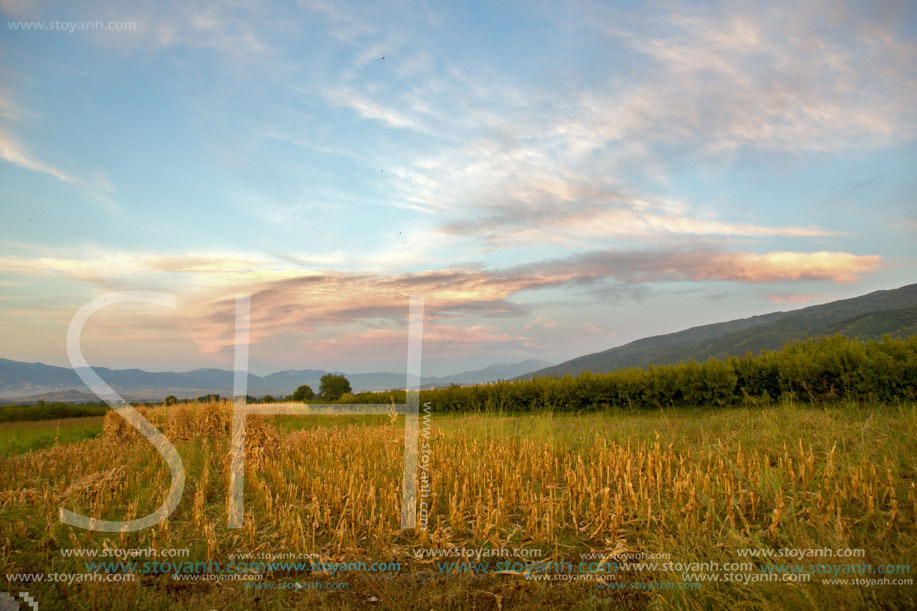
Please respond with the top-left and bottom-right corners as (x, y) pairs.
(525, 316), (558, 329)
(705, 251), (881, 284)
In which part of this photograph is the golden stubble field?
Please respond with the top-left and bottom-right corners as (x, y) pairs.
(1, 401), (915, 610)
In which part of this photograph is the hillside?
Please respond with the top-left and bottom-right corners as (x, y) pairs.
(814, 305), (917, 339)
(525, 283), (917, 378)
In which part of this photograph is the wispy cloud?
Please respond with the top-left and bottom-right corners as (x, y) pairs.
(0, 127), (79, 184)
(0, 81), (116, 210)
(0, 127), (117, 211)
(519, 248), (881, 285)
(572, 2), (917, 154)
(0, 250), (333, 287)
(525, 316), (558, 330)
(321, 86), (427, 132)
(0, 88), (28, 121)
(439, 196), (842, 246)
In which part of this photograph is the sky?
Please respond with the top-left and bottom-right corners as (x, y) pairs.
(0, 0), (915, 377)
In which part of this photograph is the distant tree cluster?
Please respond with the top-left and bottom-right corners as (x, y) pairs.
(195, 394), (222, 403)
(292, 384), (315, 401)
(159, 375), (359, 407)
(319, 374), (352, 401)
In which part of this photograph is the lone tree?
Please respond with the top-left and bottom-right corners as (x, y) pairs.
(319, 374), (352, 401)
(164, 395), (178, 406)
(292, 384), (315, 401)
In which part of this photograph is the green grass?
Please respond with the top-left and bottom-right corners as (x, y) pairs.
(0, 416), (105, 457)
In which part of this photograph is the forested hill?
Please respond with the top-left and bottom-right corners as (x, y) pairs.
(524, 283), (917, 378)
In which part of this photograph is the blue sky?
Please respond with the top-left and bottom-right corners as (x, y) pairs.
(1, 0), (915, 376)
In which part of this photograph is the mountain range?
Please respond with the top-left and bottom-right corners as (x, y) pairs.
(0, 359), (552, 403)
(523, 283), (917, 378)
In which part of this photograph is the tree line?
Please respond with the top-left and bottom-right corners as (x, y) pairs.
(176, 373), (354, 405)
(336, 334), (917, 412)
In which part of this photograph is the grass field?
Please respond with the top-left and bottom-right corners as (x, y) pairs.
(1, 401), (914, 609)
(0, 416), (104, 457)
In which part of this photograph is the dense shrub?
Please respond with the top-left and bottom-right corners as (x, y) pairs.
(342, 334), (916, 412)
(0, 402), (109, 422)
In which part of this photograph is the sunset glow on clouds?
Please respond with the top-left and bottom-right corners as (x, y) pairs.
(0, 0), (914, 374)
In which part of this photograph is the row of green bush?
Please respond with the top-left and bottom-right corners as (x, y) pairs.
(0, 402), (109, 423)
(341, 335), (917, 412)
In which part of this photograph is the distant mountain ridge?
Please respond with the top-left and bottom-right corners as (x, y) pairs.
(0, 357), (552, 402)
(522, 283), (917, 379)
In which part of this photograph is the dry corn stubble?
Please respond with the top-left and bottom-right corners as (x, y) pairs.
(0, 401), (914, 609)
